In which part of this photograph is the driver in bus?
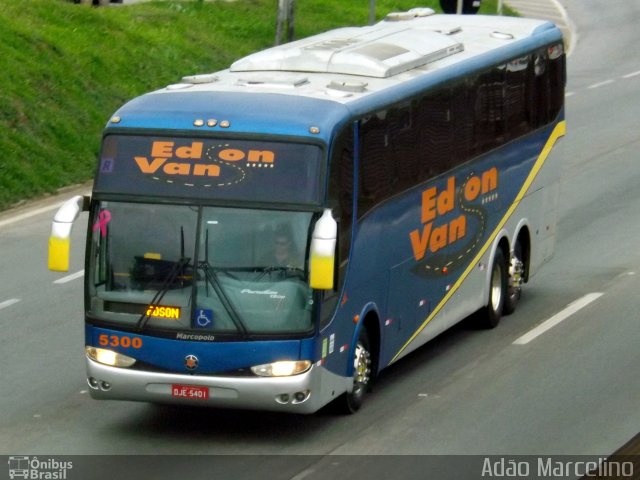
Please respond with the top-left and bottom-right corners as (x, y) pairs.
(262, 223), (301, 269)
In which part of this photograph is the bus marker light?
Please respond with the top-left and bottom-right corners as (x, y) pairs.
(353, 315), (360, 323)
(341, 293), (348, 306)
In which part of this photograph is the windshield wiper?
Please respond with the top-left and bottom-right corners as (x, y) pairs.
(199, 261), (248, 337)
(135, 256), (190, 332)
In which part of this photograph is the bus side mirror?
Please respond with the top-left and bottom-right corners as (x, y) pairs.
(48, 195), (90, 272)
(309, 209), (337, 290)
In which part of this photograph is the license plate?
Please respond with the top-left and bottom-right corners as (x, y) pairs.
(171, 384), (209, 400)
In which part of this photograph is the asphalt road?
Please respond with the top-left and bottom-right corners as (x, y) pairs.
(1, 1), (639, 478)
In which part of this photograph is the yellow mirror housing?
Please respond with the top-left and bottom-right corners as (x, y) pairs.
(48, 236), (71, 272)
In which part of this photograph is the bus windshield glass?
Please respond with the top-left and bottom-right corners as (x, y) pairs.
(88, 201), (315, 335)
(94, 135), (324, 205)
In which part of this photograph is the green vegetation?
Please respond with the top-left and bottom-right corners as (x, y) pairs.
(0, 0), (514, 210)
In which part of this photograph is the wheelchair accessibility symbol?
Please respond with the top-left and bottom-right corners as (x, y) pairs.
(193, 309), (213, 328)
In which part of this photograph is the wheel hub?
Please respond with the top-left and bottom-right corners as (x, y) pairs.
(353, 343), (371, 390)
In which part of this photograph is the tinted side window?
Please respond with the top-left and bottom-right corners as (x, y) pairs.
(354, 43), (564, 220)
(358, 112), (393, 217)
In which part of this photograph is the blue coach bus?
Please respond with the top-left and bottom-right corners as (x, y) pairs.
(48, 8), (565, 413)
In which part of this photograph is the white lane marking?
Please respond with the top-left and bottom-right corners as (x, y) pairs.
(513, 293), (604, 345)
(53, 270), (85, 284)
(290, 468), (317, 480)
(569, 70), (639, 98)
(587, 79), (615, 89)
(0, 298), (21, 310)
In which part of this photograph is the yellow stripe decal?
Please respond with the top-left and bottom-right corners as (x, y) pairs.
(390, 120), (566, 364)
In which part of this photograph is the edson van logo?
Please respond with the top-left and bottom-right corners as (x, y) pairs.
(133, 141), (276, 187)
(410, 167), (498, 277)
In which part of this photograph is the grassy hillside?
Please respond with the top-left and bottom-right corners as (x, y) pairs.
(0, 0), (512, 210)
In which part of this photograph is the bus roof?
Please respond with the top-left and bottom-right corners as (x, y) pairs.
(109, 11), (562, 142)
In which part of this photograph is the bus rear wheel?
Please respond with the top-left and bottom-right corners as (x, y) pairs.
(504, 240), (525, 315)
(480, 249), (508, 329)
(340, 328), (372, 414)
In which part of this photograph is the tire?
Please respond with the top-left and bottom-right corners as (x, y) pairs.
(339, 328), (372, 414)
(480, 248), (508, 329)
(504, 240), (524, 316)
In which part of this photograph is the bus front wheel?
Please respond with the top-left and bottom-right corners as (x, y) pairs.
(340, 328), (372, 414)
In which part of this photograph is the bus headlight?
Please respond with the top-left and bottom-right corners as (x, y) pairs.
(251, 360), (311, 377)
(86, 346), (136, 368)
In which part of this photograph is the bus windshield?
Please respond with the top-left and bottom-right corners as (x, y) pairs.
(88, 201), (315, 335)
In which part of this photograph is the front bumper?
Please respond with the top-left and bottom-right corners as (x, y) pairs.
(86, 358), (349, 414)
